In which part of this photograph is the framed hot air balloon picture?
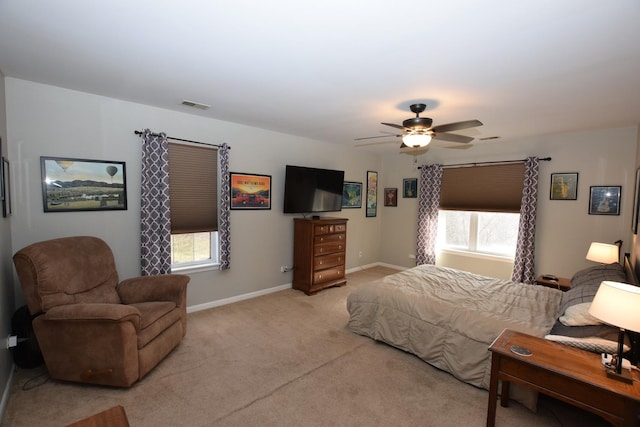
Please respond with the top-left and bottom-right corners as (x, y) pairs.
(40, 156), (127, 212)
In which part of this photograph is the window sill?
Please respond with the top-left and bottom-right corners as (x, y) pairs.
(171, 262), (220, 274)
(437, 248), (514, 263)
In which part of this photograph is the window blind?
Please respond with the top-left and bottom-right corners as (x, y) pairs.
(439, 163), (525, 213)
(168, 142), (218, 233)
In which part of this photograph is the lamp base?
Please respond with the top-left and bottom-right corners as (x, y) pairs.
(606, 368), (633, 383)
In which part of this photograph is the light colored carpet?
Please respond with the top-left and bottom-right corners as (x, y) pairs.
(1, 267), (610, 426)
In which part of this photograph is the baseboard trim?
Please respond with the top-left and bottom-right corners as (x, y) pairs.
(186, 262), (408, 314)
(187, 283), (292, 313)
(0, 364), (14, 423)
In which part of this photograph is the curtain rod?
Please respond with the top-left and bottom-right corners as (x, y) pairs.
(134, 130), (228, 149)
(418, 157), (551, 169)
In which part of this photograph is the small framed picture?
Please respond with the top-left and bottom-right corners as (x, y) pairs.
(384, 188), (397, 207)
(342, 181), (362, 208)
(588, 186), (621, 215)
(550, 173), (578, 200)
(366, 171), (377, 217)
(230, 172), (272, 210)
(41, 156), (127, 212)
(403, 178), (417, 198)
(633, 169), (640, 233)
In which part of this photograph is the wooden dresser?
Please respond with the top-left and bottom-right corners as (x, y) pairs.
(292, 218), (348, 295)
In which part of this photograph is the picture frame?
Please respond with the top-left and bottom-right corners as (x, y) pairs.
(342, 181), (362, 208)
(230, 172), (272, 210)
(2, 156), (10, 217)
(41, 156), (127, 212)
(634, 168), (640, 233)
(403, 178), (417, 198)
(588, 186), (621, 216)
(366, 171), (378, 217)
(550, 172), (578, 200)
(384, 188), (398, 207)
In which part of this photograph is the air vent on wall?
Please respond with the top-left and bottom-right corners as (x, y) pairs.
(180, 100), (211, 110)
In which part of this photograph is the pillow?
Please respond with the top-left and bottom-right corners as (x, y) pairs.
(557, 263), (627, 317)
(544, 334), (629, 354)
(546, 319), (628, 354)
(558, 302), (602, 326)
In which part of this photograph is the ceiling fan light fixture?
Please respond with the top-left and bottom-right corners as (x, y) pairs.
(402, 133), (432, 148)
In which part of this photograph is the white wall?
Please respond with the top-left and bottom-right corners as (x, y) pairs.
(0, 71), (16, 419)
(5, 78), (382, 308)
(379, 126), (639, 279)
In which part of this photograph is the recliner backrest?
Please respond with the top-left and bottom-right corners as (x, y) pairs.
(13, 236), (121, 315)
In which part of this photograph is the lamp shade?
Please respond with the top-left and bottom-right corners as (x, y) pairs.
(589, 281), (640, 333)
(585, 242), (619, 264)
(402, 133), (432, 148)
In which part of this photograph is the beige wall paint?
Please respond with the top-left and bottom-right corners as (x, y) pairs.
(379, 126), (639, 279)
(5, 78), (382, 309)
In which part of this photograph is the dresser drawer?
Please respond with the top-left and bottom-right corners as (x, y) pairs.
(313, 267), (344, 284)
(314, 223), (347, 235)
(314, 233), (345, 245)
(314, 253), (345, 270)
(314, 242), (345, 256)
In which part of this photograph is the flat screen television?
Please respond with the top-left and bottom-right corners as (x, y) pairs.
(283, 165), (345, 214)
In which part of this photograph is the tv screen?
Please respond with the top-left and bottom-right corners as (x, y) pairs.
(283, 165), (345, 214)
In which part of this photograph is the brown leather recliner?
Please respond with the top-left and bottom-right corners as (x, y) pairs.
(13, 236), (189, 387)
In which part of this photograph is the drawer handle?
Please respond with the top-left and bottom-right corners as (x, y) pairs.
(320, 237), (324, 242)
(319, 261), (323, 265)
(338, 257), (342, 261)
(339, 235), (343, 240)
(318, 274), (323, 279)
(319, 248), (323, 253)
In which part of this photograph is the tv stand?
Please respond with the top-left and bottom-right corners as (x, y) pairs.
(292, 218), (348, 295)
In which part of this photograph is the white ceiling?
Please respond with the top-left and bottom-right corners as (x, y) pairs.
(1, 1), (639, 152)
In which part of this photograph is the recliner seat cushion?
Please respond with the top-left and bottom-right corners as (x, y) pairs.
(131, 302), (181, 348)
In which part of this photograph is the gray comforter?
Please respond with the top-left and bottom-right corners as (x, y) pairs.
(347, 265), (563, 409)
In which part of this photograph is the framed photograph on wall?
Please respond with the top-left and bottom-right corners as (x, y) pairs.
(366, 171), (378, 217)
(403, 178), (417, 198)
(633, 168), (640, 233)
(342, 181), (362, 208)
(1, 156), (10, 217)
(588, 186), (621, 215)
(384, 188), (398, 207)
(550, 172), (578, 200)
(230, 172), (272, 210)
(41, 156), (127, 212)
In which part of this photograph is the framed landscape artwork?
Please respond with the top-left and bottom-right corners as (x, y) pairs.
(230, 172), (272, 210)
(342, 181), (362, 208)
(41, 157), (127, 212)
(588, 186), (621, 215)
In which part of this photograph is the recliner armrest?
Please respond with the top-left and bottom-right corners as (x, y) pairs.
(117, 274), (189, 306)
(42, 303), (141, 330)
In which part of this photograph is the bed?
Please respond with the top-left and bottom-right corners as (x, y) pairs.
(347, 258), (636, 410)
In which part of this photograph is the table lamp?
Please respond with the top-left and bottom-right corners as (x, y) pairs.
(589, 281), (640, 382)
(586, 242), (620, 264)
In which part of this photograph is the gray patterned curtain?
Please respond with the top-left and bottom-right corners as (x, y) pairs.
(416, 164), (443, 265)
(140, 129), (172, 275)
(218, 143), (231, 270)
(511, 156), (539, 284)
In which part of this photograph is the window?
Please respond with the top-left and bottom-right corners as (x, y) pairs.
(168, 142), (219, 270)
(437, 210), (519, 258)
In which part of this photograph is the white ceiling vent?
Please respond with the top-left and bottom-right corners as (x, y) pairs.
(181, 99), (211, 110)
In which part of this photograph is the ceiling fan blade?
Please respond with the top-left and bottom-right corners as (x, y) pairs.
(381, 122), (406, 131)
(355, 140), (398, 147)
(433, 132), (474, 144)
(354, 134), (400, 141)
(431, 119), (483, 134)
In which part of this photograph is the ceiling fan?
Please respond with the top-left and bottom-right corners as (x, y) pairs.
(356, 103), (483, 149)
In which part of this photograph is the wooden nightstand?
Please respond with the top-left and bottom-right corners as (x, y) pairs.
(487, 329), (640, 427)
(535, 275), (572, 291)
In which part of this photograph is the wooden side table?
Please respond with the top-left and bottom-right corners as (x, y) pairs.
(487, 329), (640, 427)
(535, 275), (572, 291)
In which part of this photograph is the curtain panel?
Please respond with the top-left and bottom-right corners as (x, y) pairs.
(140, 129), (172, 275)
(511, 156), (539, 284)
(416, 164), (443, 265)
